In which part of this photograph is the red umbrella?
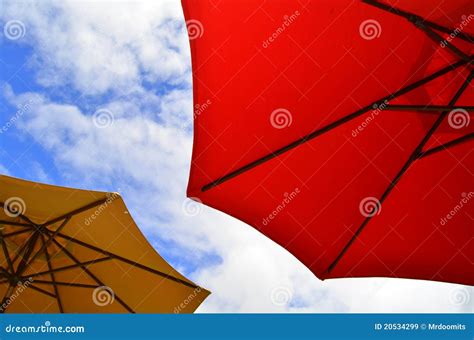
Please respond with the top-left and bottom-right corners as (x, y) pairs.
(182, 0), (473, 285)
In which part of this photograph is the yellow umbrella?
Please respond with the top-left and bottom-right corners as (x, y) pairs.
(0, 175), (209, 313)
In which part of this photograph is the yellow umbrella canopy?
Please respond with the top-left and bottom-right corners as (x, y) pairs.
(0, 175), (209, 313)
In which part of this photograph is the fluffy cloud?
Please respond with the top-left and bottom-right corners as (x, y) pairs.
(0, 0), (190, 95)
(1, 0), (472, 313)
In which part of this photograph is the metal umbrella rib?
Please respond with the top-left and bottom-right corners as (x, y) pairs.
(327, 70), (473, 273)
(0, 181), (210, 313)
(201, 57), (471, 192)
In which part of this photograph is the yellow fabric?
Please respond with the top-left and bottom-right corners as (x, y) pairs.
(0, 175), (209, 313)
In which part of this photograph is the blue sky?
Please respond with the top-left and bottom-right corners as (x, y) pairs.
(0, 0), (472, 313)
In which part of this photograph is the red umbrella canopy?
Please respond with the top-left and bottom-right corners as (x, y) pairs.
(182, 0), (473, 285)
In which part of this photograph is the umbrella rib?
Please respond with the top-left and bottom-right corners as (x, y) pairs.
(326, 70), (473, 274)
(46, 235), (135, 313)
(408, 19), (471, 63)
(201, 58), (469, 191)
(2, 229), (33, 238)
(418, 133), (474, 159)
(53, 232), (200, 290)
(0, 204), (40, 229)
(42, 198), (109, 228)
(364, 0), (472, 63)
(0, 230), (14, 274)
(39, 233), (64, 313)
(26, 257), (112, 279)
(11, 233), (35, 266)
(28, 283), (57, 299)
(32, 280), (101, 289)
(0, 197), (108, 230)
(23, 217), (71, 273)
(16, 231), (40, 274)
(385, 105), (474, 112)
(0, 284), (16, 313)
(0, 220), (33, 228)
(362, 0), (474, 44)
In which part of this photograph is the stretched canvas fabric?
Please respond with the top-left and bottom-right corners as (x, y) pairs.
(0, 175), (209, 313)
(183, 0), (473, 285)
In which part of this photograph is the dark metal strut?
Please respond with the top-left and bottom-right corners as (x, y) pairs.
(0, 196), (198, 313)
(327, 71), (473, 273)
(201, 57), (471, 192)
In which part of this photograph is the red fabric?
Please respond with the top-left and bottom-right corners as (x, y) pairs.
(183, 0), (473, 285)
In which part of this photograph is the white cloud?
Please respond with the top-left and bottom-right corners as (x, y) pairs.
(0, 0), (190, 95)
(4, 84), (473, 314)
(1, 0), (472, 314)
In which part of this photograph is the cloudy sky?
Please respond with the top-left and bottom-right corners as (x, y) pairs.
(0, 0), (472, 313)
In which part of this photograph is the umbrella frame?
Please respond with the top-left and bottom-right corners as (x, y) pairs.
(195, 0), (473, 275)
(0, 198), (199, 313)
